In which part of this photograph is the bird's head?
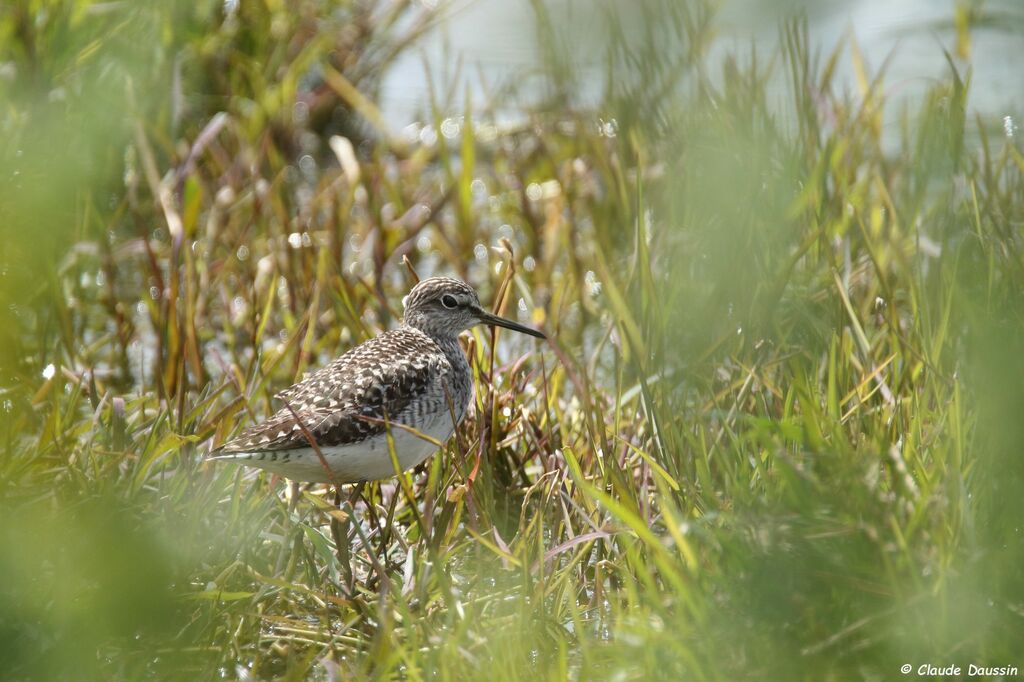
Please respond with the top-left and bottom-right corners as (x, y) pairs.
(402, 277), (545, 340)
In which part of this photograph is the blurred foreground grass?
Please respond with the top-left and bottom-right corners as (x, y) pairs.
(1, 1), (1023, 679)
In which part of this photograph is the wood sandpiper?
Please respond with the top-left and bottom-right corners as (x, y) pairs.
(208, 277), (544, 483)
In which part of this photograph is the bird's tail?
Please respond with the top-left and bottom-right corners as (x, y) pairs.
(206, 448), (256, 461)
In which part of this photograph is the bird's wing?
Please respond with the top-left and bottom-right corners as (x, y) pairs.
(217, 328), (452, 453)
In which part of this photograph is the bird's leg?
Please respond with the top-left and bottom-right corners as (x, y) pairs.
(331, 481), (368, 596)
(379, 486), (401, 571)
(287, 480), (300, 515)
(359, 483), (389, 568)
(330, 487), (349, 592)
(331, 486), (352, 595)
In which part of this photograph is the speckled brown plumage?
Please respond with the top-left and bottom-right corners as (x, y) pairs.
(215, 327), (457, 452)
(208, 276), (544, 483)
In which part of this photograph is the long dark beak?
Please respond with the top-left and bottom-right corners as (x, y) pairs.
(476, 308), (545, 339)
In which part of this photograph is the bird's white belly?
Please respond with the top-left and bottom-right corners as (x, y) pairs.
(261, 417), (455, 483)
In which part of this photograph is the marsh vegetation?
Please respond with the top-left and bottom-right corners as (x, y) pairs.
(1, 1), (1022, 679)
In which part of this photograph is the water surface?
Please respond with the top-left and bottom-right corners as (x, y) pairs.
(381, 0), (1022, 131)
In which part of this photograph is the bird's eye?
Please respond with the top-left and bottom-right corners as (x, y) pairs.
(440, 294), (458, 309)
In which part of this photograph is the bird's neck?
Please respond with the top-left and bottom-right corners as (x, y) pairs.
(433, 332), (473, 421)
(427, 331), (467, 369)
(405, 324), (472, 420)
(402, 313), (451, 339)
(403, 322), (465, 363)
